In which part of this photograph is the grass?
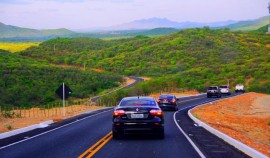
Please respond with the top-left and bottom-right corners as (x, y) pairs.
(5, 124), (12, 130)
(1, 111), (16, 118)
(0, 42), (40, 52)
(268, 121), (270, 126)
(194, 113), (200, 119)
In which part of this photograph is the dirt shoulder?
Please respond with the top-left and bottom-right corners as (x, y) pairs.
(0, 105), (106, 133)
(191, 92), (270, 157)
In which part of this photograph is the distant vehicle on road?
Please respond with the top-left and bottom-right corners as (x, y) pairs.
(112, 96), (164, 139)
(207, 86), (221, 98)
(219, 85), (231, 95)
(235, 84), (245, 93)
(157, 94), (178, 111)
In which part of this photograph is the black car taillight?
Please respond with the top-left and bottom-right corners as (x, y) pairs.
(113, 109), (125, 116)
(170, 99), (176, 103)
(150, 109), (163, 116)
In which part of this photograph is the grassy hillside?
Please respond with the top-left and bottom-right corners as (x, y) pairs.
(20, 36), (148, 64)
(0, 22), (75, 39)
(0, 49), (123, 107)
(139, 28), (178, 36)
(20, 28), (270, 94)
(41, 28), (74, 36)
(225, 16), (268, 31)
(253, 25), (268, 34)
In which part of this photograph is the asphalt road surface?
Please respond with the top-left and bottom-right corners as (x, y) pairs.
(0, 93), (249, 158)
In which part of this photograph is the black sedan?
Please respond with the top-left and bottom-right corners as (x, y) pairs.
(112, 96), (164, 139)
(157, 94), (178, 111)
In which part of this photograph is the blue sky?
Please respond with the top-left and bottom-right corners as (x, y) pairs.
(0, 0), (268, 30)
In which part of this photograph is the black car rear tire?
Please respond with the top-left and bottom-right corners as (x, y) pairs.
(158, 131), (165, 139)
(112, 130), (120, 139)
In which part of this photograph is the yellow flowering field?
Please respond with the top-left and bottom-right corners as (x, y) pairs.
(0, 42), (40, 52)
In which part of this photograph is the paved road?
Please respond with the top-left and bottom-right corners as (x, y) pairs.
(90, 76), (144, 102)
(0, 93), (249, 158)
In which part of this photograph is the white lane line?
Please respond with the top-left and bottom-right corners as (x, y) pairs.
(173, 93), (245, 158)
(173, 111), (206, 158)
(0, 109), (113, 150)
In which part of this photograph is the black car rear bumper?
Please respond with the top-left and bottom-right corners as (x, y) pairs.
(235, 90), (245, 93)
(112, 116), (164, 135)
(158, 103), (177, 110)
(207, 92), (221, 97)
(112, 122), (164, 134)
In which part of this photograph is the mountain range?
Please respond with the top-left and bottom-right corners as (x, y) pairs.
(0, 16), (268, 41)
(108, 17), (236, 30)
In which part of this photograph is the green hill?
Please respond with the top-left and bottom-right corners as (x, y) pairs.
(19, 37), (141, 64)
(253, 24), (268, 33)
(41, 28), (74, 36)
(0, 49), (122, 107)
(20, 28), (270, 94)
(0, 22), (75, 39)
(138, 28), (178, 36)
(225, 16), (269, 31)
(0, 22), (41, 38)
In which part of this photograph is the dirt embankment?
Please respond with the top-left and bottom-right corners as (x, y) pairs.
(149, 91), (199, 99)
(191, 92), (270, 157)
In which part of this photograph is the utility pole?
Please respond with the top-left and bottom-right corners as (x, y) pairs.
(62, 83), (65, 116)
(227, 79), (230, 86)
(267, 2), (270, 34)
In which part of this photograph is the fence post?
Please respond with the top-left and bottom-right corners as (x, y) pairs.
(19, 106), (21, 117)
(23, 107), (25, 118)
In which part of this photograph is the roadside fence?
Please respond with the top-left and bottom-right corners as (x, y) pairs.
(0, 99), (106, 119)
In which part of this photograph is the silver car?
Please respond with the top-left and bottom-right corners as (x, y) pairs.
(219, 85), (231, 95)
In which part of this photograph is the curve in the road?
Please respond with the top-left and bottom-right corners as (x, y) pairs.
(90, 76), (144, 102)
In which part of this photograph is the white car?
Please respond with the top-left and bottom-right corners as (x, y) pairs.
(235, 84), (245, 93)
(219, 85), (231, 95)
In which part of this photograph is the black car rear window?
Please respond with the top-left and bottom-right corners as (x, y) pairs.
(208, 87), (218, 90)
(120, 99), (157, 107)
(159, 95), (174, 99)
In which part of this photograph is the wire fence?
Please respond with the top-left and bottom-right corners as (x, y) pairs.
(0, 99), (106, 119)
